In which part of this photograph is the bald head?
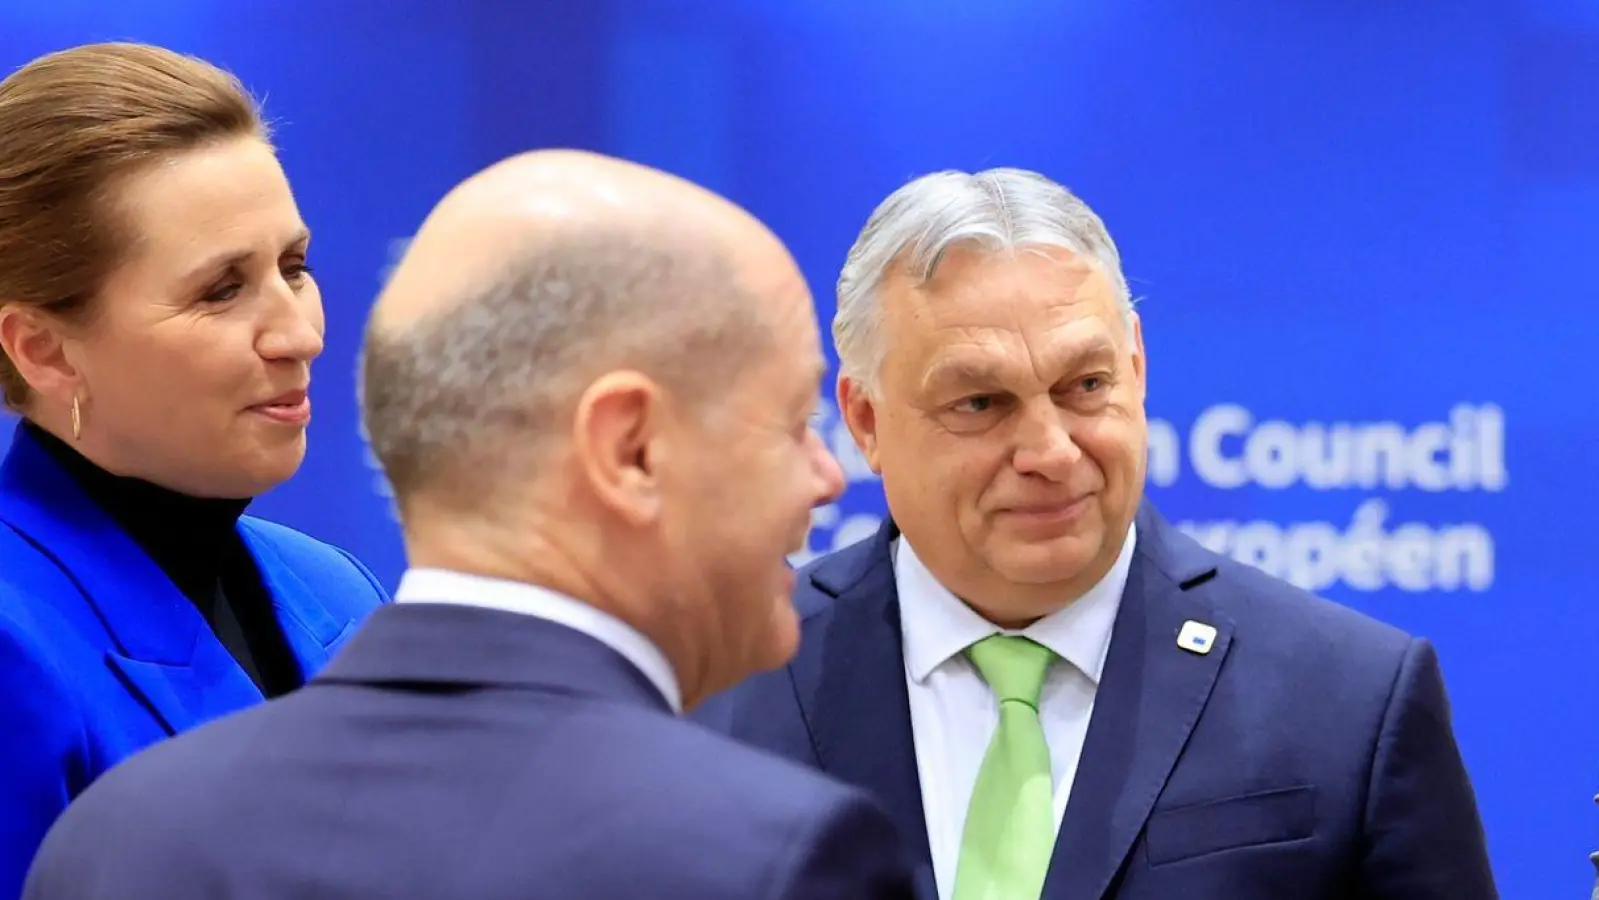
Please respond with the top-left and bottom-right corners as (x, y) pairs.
(360, 149), (805, 509)
(372, 150), (782, 333)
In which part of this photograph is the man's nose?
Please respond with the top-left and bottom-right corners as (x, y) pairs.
(1011, 402), (1082, 480)
(810, 429), (846, 505)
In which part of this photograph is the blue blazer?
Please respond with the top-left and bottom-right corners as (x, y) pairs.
(695, 502), (1498, 899)
(0, 425), (389, 897)
(22, 602), (918, 900)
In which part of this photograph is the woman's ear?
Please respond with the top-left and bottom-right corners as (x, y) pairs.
(0, 305), (82, 403)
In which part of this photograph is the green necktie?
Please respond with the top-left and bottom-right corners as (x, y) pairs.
(952, 635), (1058, 900)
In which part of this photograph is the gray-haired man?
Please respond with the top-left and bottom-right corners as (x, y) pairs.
(700, 166), (1497, 899)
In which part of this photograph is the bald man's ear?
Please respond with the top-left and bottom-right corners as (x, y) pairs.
(572, 371), (666, 527)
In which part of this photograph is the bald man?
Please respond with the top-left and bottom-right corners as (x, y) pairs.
(20, 151), (918, 900)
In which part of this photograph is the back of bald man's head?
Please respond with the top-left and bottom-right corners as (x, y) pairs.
(359, 149), (786, 508)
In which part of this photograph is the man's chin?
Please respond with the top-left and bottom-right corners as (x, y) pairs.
(989, 537), (1103, 586)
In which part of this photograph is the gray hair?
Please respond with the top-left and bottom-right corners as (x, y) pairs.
(834, 167), (1133, 394)
(359, 233), (767, 506)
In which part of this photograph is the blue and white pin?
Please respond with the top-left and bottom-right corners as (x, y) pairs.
(1177, 620), (1218, 655)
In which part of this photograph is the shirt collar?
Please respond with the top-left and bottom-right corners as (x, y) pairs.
(393, 567), (683, 713)
(895, 522), (1136, 685)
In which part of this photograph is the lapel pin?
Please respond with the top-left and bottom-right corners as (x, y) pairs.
(1177, 620), (1218, 655)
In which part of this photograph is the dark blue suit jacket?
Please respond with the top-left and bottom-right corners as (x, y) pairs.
(695, 503), (1498, 899)
(22, 601), (920, 900)
(0, 425), (389, 897)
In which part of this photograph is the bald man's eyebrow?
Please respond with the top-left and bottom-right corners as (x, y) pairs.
(793, 359), (826, 412)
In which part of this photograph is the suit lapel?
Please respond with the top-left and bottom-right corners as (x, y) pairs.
(1042, 504), (1233, 900)
(104, 647), (262, 737)
(794, 522), (936, 897)
(238, 520), (361, 675)
(0, 429), (261, 735)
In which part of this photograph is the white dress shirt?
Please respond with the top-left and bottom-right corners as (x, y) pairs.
(895, 525), (1136, 900)
(393, 567), (683, 713)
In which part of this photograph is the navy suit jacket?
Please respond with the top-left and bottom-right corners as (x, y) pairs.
(22, 601), (920, 900)
(0, 425), (389, 898)
(695, 502), (1498, 899)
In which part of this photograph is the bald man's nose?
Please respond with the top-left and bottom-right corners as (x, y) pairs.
(809, 429), (846, 506)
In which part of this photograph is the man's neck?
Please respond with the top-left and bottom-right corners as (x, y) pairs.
(399, 508), (714, 709)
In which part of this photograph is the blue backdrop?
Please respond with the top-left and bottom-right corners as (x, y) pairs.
(3, 1), (1593, 895)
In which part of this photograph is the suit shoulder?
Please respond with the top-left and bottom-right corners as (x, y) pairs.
(0, 521), (70, 599)
(584, 709), (872, 832)
(237, 516), (390, 605)
(654, 725), (910, 897)
(1143, 514), (1410, 650)
(236, 515), (358, 564)
(494, 709), (898, 895)
(651, 709), (854, 795)
(1143, 532), (1428, 737)
(0, 604), (78, 729)
(1208, 552), (1411, 650)
(0, 551), (90, 673)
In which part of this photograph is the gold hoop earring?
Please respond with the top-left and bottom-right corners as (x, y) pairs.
(70, 394), (81, 441)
